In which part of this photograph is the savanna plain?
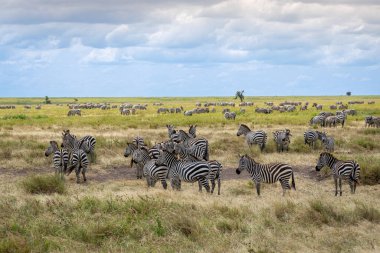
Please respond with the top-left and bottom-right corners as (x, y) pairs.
(0, 96), (379, 253)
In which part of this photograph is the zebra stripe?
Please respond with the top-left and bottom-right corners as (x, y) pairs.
(316, 152), (360, 196)
(45, 140), (69, 179)
(309, 115), (326, 127)
(236, 154), (296, 196)
(132, 136), (146, 148)
(189, 125), (197, 138)
(303, 130), (324, 149)
(177, 130), (209, 161)
(237, 124), (267, 152)
(155, 150), (211, 193)
(123, 143), (143, 179)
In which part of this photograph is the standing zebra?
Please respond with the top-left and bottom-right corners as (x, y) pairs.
(309, 115), (326, 127)
(224, 111), (236, 120)
(321, 135), (335, 153)
(155, 150), (211, 193)
(315, 152), (360, 196)
(61, 131), (89, 183)
(236, 154), (296, 196)
(124, 143), (143, 179)
(45, 140), (69, 179)
(132, 148), (169, 189)
(303, 130), (324, 149)
(174, 142), (222, 195)
(335, 112), (346, 127)
(237, 124), (267, 152)
(176, 130), (209, 161)
(273, 129), (292, 152)
(62, 130), (96, 162)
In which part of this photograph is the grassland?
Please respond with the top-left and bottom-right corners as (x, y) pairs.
(0, 95), (379, 252)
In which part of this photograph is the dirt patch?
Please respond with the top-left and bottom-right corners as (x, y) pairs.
(0, 165), (324, 183)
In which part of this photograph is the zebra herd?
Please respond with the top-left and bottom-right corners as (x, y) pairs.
(42, 123), (363, 197)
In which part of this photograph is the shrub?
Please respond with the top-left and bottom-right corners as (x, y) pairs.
(2, 114), (28, 120)
(22, 175), (66, 195)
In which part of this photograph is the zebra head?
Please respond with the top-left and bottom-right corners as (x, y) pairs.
(61, 130), (76, 149)
(316, 152), (331, 171)
(45, 140), (58, 157)
(189, 125), (197, 138)
(166, 124), (175, 137)
(237, 124), (250, 136)
(162, 140), (175, 153)
(155, 150), (170, 166)
(236, 154), (250, 174)
(124, 143), (137, 157)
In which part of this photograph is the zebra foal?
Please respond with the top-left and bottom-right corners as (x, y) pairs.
(236, 154), (296, 196)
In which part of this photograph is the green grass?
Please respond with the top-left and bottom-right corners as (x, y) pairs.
(22, 175), (66, 194)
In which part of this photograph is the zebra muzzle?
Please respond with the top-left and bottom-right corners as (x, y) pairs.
(236, 169), (241, 175)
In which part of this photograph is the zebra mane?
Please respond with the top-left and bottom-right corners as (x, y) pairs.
(239, 124), (251, 132)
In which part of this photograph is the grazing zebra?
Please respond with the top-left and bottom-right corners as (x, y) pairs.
(237, 124), (267, 152)
(67, 109), (81, 116)
(174, 143), (222, 195)
(273, 129), (292, 152)
(224, 111), (236, 120)
(312, 103), (322, 110)
(123, 143), (143, 179)
(155, 150), (211, 193)
(61, 131), (89, 183)
(236, 154), (296, 196)
(44, 140), (69, 179)
(315, 152), (360, 196)
(325, 116), (337, 127)
(177, 130), (209, 161)
(303, 130), (324, 149)
(132, 148), (169, 189)
(309, 115), (326, 127)
(321, 135), (335, 153)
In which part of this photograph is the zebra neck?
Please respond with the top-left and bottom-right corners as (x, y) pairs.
(327, 156), (338, 169)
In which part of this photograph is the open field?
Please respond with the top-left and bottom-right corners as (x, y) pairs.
(0, 96), (379, 252)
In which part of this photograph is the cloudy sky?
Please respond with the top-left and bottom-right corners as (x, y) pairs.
(1, 0), (379, 97)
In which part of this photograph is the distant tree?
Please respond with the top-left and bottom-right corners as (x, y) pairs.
(235, 90), (245, 102)
(346, 91), (352, 96)
(74, 98), (78, 102)
(44, 96), (51, 104)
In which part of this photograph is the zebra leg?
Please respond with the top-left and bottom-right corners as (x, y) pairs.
(339, 178), (343, 196)
(82, 167), (87, 182)
(334, 176), (338, 196)
(199, 178), (210, 193)
(280, 179), (290, 196)
(217, 176), (221, 195)
(349, 180), (354, 194)
(161, 179), (167, 190)
(198, 180), (202, 192)
(211, 178), (216, 194)
(75, 165), (81, 184)
(255, 181), (261, 196)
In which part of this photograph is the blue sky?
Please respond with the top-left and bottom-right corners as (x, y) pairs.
(1, 0), (379, 97)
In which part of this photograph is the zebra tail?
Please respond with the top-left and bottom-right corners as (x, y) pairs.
(291, 170), (296, 190)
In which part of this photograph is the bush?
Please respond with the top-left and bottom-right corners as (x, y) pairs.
(22, 175), (66, 195)
(2, 114), (28, 120)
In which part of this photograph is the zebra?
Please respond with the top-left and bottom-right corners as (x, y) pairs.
(132, 136), (146, 148)
(236, 154), (296, 196)
(176, 130), (209, 161)
(303, 130), (324, 149)
(62, 130), (96, 162)
(67, 109), (81, 116)
(189, 125), (197, 138)
(173, 143), (222, 195)
(335, 112), (346, 127)
(61, 131), (89, 183)
(273, 129), (292, 152)
(325, 116), (337, 127)
(309, 115), (326, 127)
(321, 135), (335, 153)
(224, 111), (236, 120)
(132, 148), (169, 189)
(123, 143), (143, 179)
(315, 152), (360, 196)
(237, 124), (267, 152)
(365, 116), (379, 128)
(44, 140), (69, 179)
(312, 103), (322, 110)
(155, 150), (211, 193)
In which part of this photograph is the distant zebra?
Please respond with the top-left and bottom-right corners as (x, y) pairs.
(155, 150), (211, 193)
(303, 130), (323, 149)
(273, 129), (291, 152)
(224, 111), (236, 120)
(325, 116), (337, 127)
(335, 112), (346, 127)
(321, 135), (335, 153)
(315, 152), (360, 196)
(309, 115), (325, 127)
(45, 140), (69, 179)
(312, 103), (322, 110)
(124, 143), (143, 179)
(236, 154), (296, 196)
(61, 131), (89, 183)
(237, 124), (267, 152)
(67, 109), (81, 116)
(365, 116), (380, 128)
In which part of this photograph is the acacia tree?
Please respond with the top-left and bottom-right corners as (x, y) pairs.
(346, 91), (352, 96)
(235, 90), (245, 102)
(44, 96), (51, 104)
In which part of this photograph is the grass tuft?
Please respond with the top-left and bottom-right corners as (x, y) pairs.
(22, 175), (66, 195)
